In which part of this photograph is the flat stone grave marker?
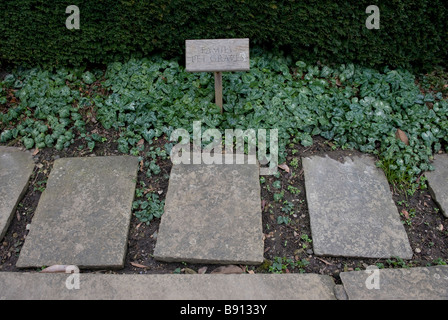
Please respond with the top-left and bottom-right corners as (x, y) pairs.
(154, 153), (264, 265)
(302, 155), (413, 259)
(16, 156), (138, 269)
(0, 147), (35, 240)
(340, 266), (448, 300)
(425, 154), (448, 218)
(0, 273), (336, 300)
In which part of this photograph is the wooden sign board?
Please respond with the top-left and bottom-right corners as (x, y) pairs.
(185, 38), (250, 72)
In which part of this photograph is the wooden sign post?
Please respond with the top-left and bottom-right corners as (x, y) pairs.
(185, 38), (250, 113)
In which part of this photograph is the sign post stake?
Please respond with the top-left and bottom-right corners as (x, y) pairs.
(185, 38), (250, 114)
(214, 71), (223, 113)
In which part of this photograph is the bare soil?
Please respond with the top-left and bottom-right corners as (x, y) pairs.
(1, 133), (447, 283)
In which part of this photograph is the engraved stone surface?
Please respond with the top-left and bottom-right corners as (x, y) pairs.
(154, 153), (264, 264)
(16, 156), (138, 269)
(341, 266), (448, 300)
(302, 155), (413, 259)
(0, 147), (35, 240)
(425, 154), (448, 218)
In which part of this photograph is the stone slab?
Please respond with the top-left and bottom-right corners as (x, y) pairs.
(425, 154), (448, 218)
(0, 273), (336, 300)
(154, 153), (264, 265)
(340, 266), (448, 300)
(16, 156), (139, 269)
(302, 155), (413, 259)
(0, 147), (35, 240)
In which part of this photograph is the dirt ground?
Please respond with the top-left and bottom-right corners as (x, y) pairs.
(1, 132), (446, 283)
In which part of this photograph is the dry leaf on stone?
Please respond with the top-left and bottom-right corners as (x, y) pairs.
(247, 270), (255, 274)
(40, 265), (70, 273)
(130, 262), (149, 269)
(32, 148), (39, 156)
(210, 265), (244, 274)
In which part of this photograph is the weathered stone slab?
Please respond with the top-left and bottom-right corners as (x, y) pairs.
(340, 266), (448, 300)
(302, 155), (413, 259)
(154, 153), (264, 265)
(16, 156), (138, 269)
(0, 147), (35, 240)
(0, 273), (336, 300)
(426, 154), (448, 218)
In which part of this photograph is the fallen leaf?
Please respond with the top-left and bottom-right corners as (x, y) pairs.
(278, 163), (290, 173)
(32, 148), (39, 156)
(401, 209), (410, 219)
(130, 262), (149, 269)
(437, 224), (444, 232)
(395, 129), (409, 146)
(265, 232), (274, 238)
(261, 199), (267, 211)
(198, 267), (207, 274)
(335, 78), (342, 87)
(40, 265), (70, 273)
(137, 139), (144, 146)
(247, 270), (255, 274)
(183, 268), (197, 274)
(210, 265), (244, 274)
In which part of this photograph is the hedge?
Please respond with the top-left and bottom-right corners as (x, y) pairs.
(0, 0), (447, 70)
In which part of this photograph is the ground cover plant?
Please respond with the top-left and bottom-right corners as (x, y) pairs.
(1, 49), (447, 186)
(1, 49), (447, 277)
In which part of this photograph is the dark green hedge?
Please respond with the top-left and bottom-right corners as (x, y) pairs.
(0, 0), (447, 69)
